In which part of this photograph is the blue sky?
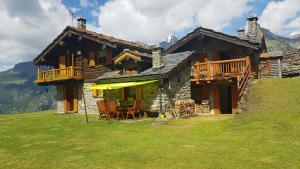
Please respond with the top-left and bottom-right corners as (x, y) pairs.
(61, 0), (283, 38)
(0, 0), (300, 71)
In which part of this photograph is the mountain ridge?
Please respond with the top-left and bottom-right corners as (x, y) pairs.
(261, 28), (299, 52)
(0, 61), (56, 114)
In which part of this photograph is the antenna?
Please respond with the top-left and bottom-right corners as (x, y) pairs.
(67, 8), (75, 26)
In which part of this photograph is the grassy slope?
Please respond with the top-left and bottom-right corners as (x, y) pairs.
(0, 78), (299, 169)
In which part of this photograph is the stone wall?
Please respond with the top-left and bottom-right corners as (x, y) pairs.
(55, 63), (192, 114)
(78, 83), (98, 114)
(142, 64), (192, 112)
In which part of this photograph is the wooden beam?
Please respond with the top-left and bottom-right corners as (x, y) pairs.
(37, 65), (41, 81)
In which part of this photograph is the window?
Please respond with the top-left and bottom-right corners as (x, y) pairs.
(88, 51), (95, 66)
(122, 87), (135, 105)
(96, 50), (107, 65)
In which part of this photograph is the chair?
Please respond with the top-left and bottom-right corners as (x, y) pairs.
(107, 100), (123, 120)
(97, 100), (109, 120)
(125, 100), (142, 120)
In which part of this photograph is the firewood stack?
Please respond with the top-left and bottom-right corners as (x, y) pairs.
(174, 99), (195, 117)
(195, 104), (210, 114)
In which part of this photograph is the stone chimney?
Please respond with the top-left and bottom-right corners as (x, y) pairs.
(237, 28), (246, 39)
(77, 17), (86, 30)
(247, 16), (258, 39)
(152, 44), (164, 71)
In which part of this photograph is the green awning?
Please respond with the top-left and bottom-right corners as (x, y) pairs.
(86, 80), (159, 90)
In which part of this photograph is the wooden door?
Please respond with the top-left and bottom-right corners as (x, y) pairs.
(63, 85), (78, 113)
(219, 85), (232, 114)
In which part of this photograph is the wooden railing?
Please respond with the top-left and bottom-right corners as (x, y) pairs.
(36, 67), (81, 83)
(193, 57), (250, 80)
(193, 57), (252, 98)
(237, 58), (251, 98)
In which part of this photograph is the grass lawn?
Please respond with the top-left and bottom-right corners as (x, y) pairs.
(0, 78), (299, 169)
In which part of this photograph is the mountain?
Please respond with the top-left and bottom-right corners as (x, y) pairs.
(261, 28), (299, 52)
(0, 61), (56, 114)
(159, 33), (178, 49)
(290, 34), (300, 39)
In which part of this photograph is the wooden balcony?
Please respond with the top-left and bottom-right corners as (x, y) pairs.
(192, 57), (251, 81)
(192, 57), (252, 98)
(35, 66), (82, 84)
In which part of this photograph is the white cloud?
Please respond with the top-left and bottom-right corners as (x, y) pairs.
(260, 0), (300, 36)
(79, 0), (99, 8)
(96, 0), (251, 44)
(0, 0), (71, 71)
(79, 0), (91, 8)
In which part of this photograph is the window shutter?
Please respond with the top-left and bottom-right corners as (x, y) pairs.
(88, 51), (95, 66)
(92, 89), (98, 97)
(106, 49), (112, 64)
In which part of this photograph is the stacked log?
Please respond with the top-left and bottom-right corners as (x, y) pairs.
(174, 99), (195, 117)
(195, 104), (210, 114)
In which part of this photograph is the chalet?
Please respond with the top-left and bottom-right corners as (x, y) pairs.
(34, 16), (267, 115)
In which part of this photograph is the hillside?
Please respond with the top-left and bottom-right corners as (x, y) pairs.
(0, 78), (299, 169)
(0, 62), (56, 114)
(261, 28), (299, 52)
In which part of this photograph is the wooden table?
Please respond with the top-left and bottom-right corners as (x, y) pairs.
(143, 109), (159, 118)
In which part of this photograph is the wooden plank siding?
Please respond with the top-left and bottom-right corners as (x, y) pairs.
(75, 52), (114, 82)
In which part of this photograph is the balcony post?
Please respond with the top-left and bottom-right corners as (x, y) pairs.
(71, 53), (75, 77)
(206, 59), (211, 79)
(37, 65), (40, 81)
(71, 53), (74, 67)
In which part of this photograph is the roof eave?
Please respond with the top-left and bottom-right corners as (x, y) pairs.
(165, 27), (260, 54)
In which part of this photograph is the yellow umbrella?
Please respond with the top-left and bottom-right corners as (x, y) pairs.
(86, 80), (158, 90)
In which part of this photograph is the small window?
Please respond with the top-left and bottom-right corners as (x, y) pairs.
(96, 50), (107, 65)
(124, 87), (136, 105)
(88, 51), (95, 66)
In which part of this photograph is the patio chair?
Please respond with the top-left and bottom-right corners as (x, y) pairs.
(107, 100), (123, 120)
(125, 100), (142, 120)
(97, 100), (109, 120)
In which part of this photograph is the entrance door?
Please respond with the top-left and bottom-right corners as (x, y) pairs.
(64, 85), (78, 113)
(219, 85), (232, 114)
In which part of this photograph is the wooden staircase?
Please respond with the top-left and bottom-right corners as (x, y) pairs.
(237, 57), (251, 98)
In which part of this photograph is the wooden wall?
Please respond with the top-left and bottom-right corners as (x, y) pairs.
(75, 56), (113, 82)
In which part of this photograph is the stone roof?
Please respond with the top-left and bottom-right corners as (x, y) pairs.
(68, 26), (149, 49)
(96, 51), (195, 82)
(260, 51), (283, 59)
(34, 26), (150, 64)
(140, 51), (194, 75)
(165, 27), (261, 54)
(282, 50), (300, 77)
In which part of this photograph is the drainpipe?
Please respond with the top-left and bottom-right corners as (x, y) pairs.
(159, 77), (163, 112)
